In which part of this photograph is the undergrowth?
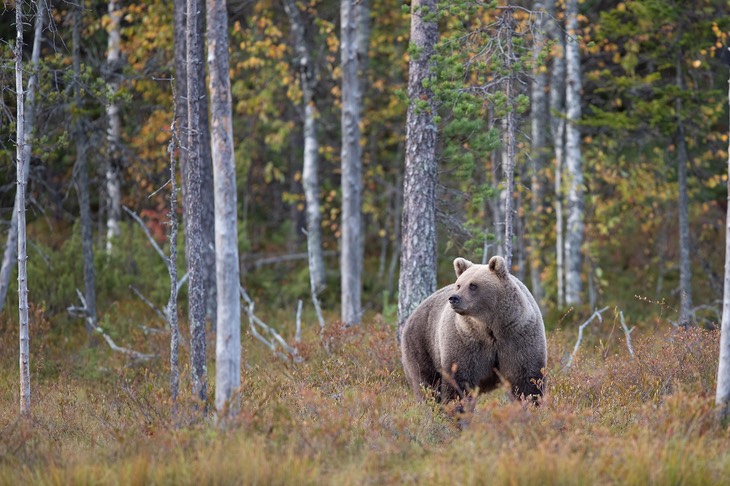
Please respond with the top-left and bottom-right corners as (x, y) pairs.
(1, 307), (729, 485)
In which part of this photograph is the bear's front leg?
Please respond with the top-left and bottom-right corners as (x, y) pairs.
(497, 345), (545, 402)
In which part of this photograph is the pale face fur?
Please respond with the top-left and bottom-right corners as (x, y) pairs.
(449, 256), (509, 319)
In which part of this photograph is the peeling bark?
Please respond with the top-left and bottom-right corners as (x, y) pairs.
(564, 0), (583, 306)
(207, 0), (241, 417)
(340, 0), (366, 326)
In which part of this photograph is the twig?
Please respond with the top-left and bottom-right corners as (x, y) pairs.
(122, 205), (167, 263)
(71, 288), (156, 361)
(565, 306), (609, 368)
(295, 299), (302, 343)
(619, 311), (635, 359)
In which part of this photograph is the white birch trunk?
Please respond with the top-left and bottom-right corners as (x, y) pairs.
(282, 0), (326, 293)
(0, 1), (45, 316)
(207, 0), (241, 416)
(564, 0), (583, 306)
(547, 0), (566, 309)
(529, 1), (547, 310)
(502, 7), (516, 271)
(716, 76), (730, 421)
(340, 0), (364, 326)
(105, 0), (122, 254)
(16, 0), (30, 417)
(397, 0), (438, 337)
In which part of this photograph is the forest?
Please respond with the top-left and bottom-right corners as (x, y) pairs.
(3, 0), (730, 483)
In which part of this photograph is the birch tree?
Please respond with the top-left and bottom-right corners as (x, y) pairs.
(546, 0), (566, 309)
(564, 0), (583, 306)
(105, 0), (122, 254)
(282, 0), (326, 294)
(717, 71), (730, 422)
(73, 0), (98, 332)
(397, 0), (438, 337)
(502, 7), (517, 270)
(528, 1), (547, 310)
(0, 0), (45, 316)
(16, 0), (30, 417)
(207, 0), (241, 416)
(340, 0), (366, 326)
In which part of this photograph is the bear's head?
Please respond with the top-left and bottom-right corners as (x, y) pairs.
(448, 256), (509, 317)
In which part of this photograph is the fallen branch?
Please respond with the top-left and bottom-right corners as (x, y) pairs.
(129, 284), (166, 322)
(239, 285), (303, 362)
(565, 306), (609, 369)
(245, 250), (336, 269)
(619, 311), (635, 359)
(70, 288), (156, 361)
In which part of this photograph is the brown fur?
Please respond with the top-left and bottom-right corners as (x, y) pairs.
(400, 256), (547, 402)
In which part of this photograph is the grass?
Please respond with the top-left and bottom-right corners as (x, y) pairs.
(1, 304), (729, 485)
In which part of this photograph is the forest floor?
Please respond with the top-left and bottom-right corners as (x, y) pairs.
(1, 305), (729, 485)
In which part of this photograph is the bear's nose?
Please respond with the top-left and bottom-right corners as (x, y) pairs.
(448, 295), (461, 305)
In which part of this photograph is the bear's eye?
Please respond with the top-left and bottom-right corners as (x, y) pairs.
(455, 284), (460, 290)
(469, 283), (478, 291)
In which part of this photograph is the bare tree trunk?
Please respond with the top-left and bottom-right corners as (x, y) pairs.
(340, 0), (364, 326)
(397, 0), (438, 337)
(675, 54), (693, 327)
(174, 0), (217, 333)
(282, 0), (326, 294)
(185, 0), (208, 405)
(564, 0), (583, 307)
(547, 0), (566, 309)
(0, 1), (45, 316)
(386, 169), (402, 300)
(489, 107), (504, 258)
(105, 0), (122, 254)
(16, 0), (30, 417)
(167, 123), (181, 405)
(529, 0), (547, 310)
(73, 0), (98, 332)
(207, 0), (241, 416)
(502, 7), (516, 271)
(716, 75), (730, 422)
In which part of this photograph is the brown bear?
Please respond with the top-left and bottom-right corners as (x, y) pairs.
(400, 255), (547, 402)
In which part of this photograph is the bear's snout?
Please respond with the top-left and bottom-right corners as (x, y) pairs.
(448, 295), (461, 306)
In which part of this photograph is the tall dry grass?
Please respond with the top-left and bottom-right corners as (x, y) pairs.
(1, 306), (729, 485)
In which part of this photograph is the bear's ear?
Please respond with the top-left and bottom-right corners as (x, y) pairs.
(453, 257), (473, 278)
(488, 256), (508, 278)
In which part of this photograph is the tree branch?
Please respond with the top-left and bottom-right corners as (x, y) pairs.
(239, 285), (303, 362)
(565, 306), (609, 368)
(619, 311), (635, 359)
(122, 205), (167, 263)
(70, 288), (156, 361)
